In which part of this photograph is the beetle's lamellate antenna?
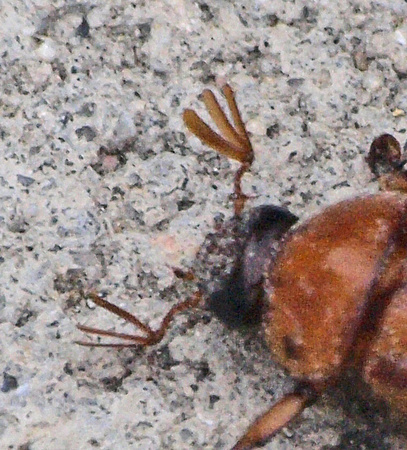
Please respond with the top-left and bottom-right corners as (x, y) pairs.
(76, 291), (202, 348)
(183, 84), (254, 216)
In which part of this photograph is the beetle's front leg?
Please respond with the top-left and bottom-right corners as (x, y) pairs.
(76, 291), (203, 348)
(183, 84), (254, 216)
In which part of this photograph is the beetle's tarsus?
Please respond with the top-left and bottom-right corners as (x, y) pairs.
(232, 392), (311, 450)
(183, 84), (254, 216)
(76, 291), (203, 348)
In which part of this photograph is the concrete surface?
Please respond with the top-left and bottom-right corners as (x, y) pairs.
(1, 0), (407, 449)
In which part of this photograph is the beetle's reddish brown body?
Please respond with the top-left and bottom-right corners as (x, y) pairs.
(265, 193), (407, 395)
(76, 85), (407, 449)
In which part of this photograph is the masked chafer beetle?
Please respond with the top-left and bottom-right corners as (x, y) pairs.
(77, 85), (407, 449)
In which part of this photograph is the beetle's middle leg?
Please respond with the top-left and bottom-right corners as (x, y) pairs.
(183, 84), (254, 216)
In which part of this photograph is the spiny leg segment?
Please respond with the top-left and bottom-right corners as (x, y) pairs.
(183, 84), (255, 216)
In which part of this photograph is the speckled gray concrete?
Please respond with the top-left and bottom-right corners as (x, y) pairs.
(1, 1), (407, 449)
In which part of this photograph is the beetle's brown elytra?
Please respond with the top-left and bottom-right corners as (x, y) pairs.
(77, 85), (407, 449)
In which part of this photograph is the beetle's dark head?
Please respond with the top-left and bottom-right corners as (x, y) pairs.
(208, 205), (298, 328)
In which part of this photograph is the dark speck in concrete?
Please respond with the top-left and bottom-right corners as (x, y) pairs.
(1, 373), (18, 393)
(76, 17), (90, 38)
(17, 174), (35, 187)
(75, 126), (97, 142)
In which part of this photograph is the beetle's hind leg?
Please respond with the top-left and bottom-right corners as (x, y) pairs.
(183, 85), (254, 216)
(76, 290), (203, 348)
(232, 385), (317, 450)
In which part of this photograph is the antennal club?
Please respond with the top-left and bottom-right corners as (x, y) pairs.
(183, 84), (254, 216)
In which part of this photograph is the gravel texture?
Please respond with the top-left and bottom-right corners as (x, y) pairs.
(1, 1), (407, 449)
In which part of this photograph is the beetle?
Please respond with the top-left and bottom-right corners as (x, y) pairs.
(76, 84), (407, 449)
